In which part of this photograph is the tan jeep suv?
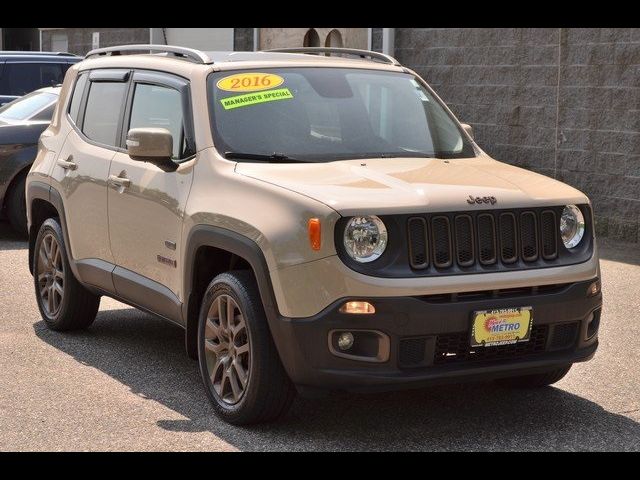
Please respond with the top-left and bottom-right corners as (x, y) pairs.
(26, 45), (602, 425)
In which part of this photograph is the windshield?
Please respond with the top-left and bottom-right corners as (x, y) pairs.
(0, 91), (58, 121)
(208, 68), (476, 162)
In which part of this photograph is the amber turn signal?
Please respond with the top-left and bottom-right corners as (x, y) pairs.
(339, 301), (376, 314)
(308, 218), (321, 251)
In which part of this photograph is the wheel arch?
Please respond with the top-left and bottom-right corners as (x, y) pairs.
(183, 225), (280, 360)
(26, 182), (79, 281)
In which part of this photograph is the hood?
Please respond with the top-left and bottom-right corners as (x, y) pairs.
(235, 155), (588, 216)
(0, 121), (48, 145)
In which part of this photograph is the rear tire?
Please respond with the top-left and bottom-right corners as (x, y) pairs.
(33, 217), (100, 331)
(198, 270), (296, 425)
(496, 364), (572, 388)
(6, 173), (27, 236)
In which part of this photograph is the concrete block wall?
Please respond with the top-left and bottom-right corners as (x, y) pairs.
(395, 28), (640, 243)
(41, 28), (150, 56)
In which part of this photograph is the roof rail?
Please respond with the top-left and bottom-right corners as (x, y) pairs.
(85, 44), (213, 65)
(1, 51), (78, 57)
(265, 47), (401, 66)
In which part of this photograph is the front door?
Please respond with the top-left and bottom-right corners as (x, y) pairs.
(107, 71), (196, 320)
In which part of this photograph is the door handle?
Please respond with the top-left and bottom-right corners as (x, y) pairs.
(108, 175), (131, 188)
(57, 156), (77, 170)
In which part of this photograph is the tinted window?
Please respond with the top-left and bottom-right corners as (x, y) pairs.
(5, 63), (64, 96)
(68, 73), (88, 124)
(0, 91), (57, 121)
(129, 83), (186, 159)
(209, 68), (475, 162)
(82, 81), (127, 147)
(32, 103), (56, 122)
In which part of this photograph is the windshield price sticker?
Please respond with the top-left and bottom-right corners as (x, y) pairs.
(217, 73), (285, 93)
(220, 88), (294, 110)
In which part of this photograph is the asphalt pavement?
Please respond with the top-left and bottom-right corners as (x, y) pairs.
(0, 223), (638, 451)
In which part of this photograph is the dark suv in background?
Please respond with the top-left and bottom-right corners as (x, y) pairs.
(0, 51), (79, 105)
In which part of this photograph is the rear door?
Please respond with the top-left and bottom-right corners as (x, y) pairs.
(52, 69), (130, 290)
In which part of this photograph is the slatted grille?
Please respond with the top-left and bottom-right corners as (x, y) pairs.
(407, 217), (428, 269)
(431, 216), (452, 268)
(407, 209), (559, 271)
(520, 212), (538, 261)
(540, 210), (558, 260)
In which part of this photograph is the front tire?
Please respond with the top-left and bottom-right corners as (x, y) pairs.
(496, 364), (572, 388)
(33, 218), (100, 331)
(197, 270), (295, 425)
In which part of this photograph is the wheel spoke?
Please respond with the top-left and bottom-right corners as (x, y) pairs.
(54, 269), (64, 280)
(227, 298), (236, 328)
(204, 338), (225, 354)
(232, 358), (248, 387)
(38, 248), (48, 269)
(47, 285), (54, 313)
(204, 318), (220, 340)
(228, 365), (242, 401)
(53, 281), (64, 298)
(235, 343), (249, 356)
(217, 296), (227, 329)
(37, 272), (48, 282)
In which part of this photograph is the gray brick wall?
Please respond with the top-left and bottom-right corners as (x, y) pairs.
(396, 28), (640, 243)
(234, 28), (254, 51)
(41, 28), (150, 56)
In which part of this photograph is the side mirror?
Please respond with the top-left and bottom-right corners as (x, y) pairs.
(461, 123), (474, 140)
(126, 127), (177, 172)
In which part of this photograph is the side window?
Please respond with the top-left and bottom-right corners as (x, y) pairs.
(32, 103), (56, 122)
(5, 63), (64, 96)
(82, 81), (128, 147)
(128, 83), (187, 160)
(68, 73), (88, 124)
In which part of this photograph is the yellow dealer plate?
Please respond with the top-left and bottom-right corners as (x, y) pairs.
(471, 307), (532, 347)
(217, 72), (284, 93)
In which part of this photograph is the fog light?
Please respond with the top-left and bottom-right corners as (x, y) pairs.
(339, 301), (375, 314)
(337, 332), (355, 351)
(587, 280), (601, 297)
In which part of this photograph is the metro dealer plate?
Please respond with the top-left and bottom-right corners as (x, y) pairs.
(471, 307), (533, 347)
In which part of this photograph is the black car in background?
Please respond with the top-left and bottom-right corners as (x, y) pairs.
(0, 51), (79, 106)
(0, 87), (60, 234)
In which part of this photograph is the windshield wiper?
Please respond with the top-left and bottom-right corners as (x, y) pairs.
(224, 151), (305, 163)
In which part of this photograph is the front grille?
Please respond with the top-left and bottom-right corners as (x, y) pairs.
(431, 216), (453, 268)
(407, 208), (559, 272)
(434, 325), (548, 365)
(549, 322), (579, 350)
(399, 337), (427, 367)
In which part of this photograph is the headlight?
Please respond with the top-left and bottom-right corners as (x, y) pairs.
(560, 205), (585, 248)
(343, 215), (388, 263)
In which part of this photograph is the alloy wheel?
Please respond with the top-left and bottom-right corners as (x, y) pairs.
(37, 233), (64, 317)
(204, 294), (251, 405)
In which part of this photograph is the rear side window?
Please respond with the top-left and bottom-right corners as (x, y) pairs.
(3, 63), (64, 96)
(128, 83), (186, 159)
(82, 81), (128, 147)
(68, 73), (88, 124)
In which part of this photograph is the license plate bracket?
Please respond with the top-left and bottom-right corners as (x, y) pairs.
(471, 307), (533, 347)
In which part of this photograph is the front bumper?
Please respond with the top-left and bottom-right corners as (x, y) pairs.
(268, 279), (602, 392)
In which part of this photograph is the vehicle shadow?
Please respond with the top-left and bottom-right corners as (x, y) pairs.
(0, 222), (27, 251)
(33, 307), (640, 451)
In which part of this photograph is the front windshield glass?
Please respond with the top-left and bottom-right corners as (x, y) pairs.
(208, 68), (476, 162)
(0, 91), (57, 121)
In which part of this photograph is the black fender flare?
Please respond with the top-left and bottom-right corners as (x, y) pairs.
(182, 225), (281, 359)
(26, 181), (80, 281)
